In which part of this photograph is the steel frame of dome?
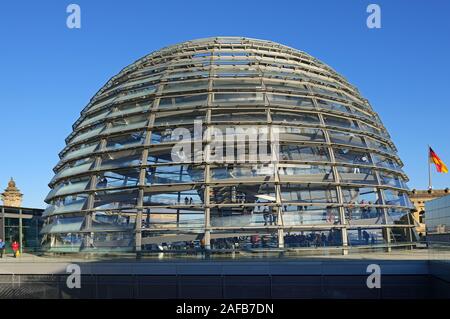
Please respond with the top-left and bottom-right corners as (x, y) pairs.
(42, 37), (416, 254)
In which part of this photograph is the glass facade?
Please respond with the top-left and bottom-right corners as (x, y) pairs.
(42, 37), (415, 253)
(0, 206), (44, 252)
(425, 194), (450, 235)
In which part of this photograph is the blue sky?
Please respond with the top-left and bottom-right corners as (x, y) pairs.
(0, 0), (449, 208)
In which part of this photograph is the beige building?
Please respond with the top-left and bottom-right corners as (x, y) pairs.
(409, 188), (449, 237)
(1, 178), (23, 207)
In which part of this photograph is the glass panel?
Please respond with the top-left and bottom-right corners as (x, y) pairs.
(46, 233), (83, 250)
(366, 137), (395, 154)
(265, 80), (308, 94)
(213, 58), (253, 66)
(71, 124), (105, 144)
(280, 145), (330, 161)
(333, 148), (372, 165)
(44, 194), (89, 216)
(312, 87), (343, 99)
(211, 164), (274, 181)
(117, 75), (161, 91)
(386, 208), (411, 224)
(262, 69), (310, 81)
(323, 115), (358, 129)
(210, 231), (278, 249)
(110, 102), (151, 117)
(62, 142), (99, 161)
(158, 94), (208, 109)
(337, 166), (378, 184)
(147, 145), (183, 164)
(351, 106), (373, 121)
(166, 70), (210, 81)
(88, 95), (117, 113)
(276, 126), (325, 142)
(359, 121), (380, 135)
(390, 226), (413, 243)
(211, 109), (267, 122)
(42, 216), (85, 234)
(153, 110), (206, 127)
(267, 94), (314, 108)
(372, 154), (402, 171)
(210, 183), (276, 205)
(88, 232), (134, 250)
(379, 172), (407, 189)
(104, 114), (148, 135)
(341, 187), (380, 204)
(47, 177), (91, 200)
(90, 212), (135, 231)
(205, 139), (272, 164)
(329, 130), (366, 147)
(144, 209), (204, 230)
(210, 206), (273, 227)
(344, 204), (385, 224)
(213, 92), (263, 104)
(282, 205), (340, 225)
(145, 164), (204, 184)
(115, 85), (156, 102)
(52, 158), (94, 182)
(105, 132), (145, 150)
(95, 168), (140, 189)
(143, 186), (203, 206)
(347, 228), (385, 246)
(280, 185), (338, 203)
(78, 108), (111, 127)
(162, 80), (208, 93)
(141, 231), (204, 250)
(221, 124), (269, 139)
(383, 189), (412, 207)
(215, 67), (259, 77)
(278, 164), (334, 182)
(93, 189), (139, 210)
(317, 99), (352, 114)
(100, 149), (142, 170)
(213, 78), (262, 89)
(284, 230), (343, 248)
(271, 111), (320, 125)
(151, 126), (202, 144)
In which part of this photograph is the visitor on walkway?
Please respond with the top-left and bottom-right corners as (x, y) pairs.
(11, 240), (20, 258)
(0, 239), (5, 258)
(321, 233), (327, 247)
(263, 207), (270, 226)
(362, 231), (370, 245)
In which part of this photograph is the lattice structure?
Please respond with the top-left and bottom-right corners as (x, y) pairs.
(42, 37), (415, 253)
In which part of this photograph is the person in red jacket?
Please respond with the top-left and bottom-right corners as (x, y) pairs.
(11, 241), (20, 258)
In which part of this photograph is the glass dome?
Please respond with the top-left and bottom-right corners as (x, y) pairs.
(42, 37), (415, 253)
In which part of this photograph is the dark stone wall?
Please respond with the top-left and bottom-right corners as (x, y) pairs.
(0, 274), (447, 299)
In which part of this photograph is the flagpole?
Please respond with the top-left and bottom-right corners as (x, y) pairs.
(428, 145), (432, 190)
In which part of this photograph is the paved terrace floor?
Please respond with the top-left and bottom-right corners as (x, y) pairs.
(1, 247), (450, 262)
(0, 248), (448, 276)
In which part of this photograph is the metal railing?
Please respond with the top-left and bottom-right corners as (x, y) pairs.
(3, 241), (449, 263)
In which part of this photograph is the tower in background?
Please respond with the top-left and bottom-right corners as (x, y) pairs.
(1, 178), (23, 207)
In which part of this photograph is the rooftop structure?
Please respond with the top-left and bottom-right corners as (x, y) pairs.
(1, 178), (23, 207)
(41, 37), (415, 254)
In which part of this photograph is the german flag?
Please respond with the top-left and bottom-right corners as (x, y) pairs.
(429, 147), (448, 173)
